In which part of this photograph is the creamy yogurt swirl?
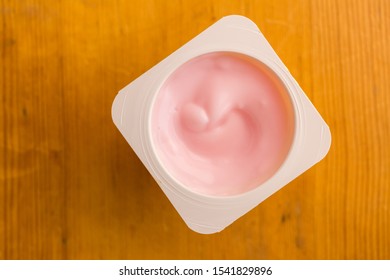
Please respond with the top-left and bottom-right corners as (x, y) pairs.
(151, 52), (295, 196)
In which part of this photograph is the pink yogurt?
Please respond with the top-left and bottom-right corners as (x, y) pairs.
(151, 52), (295, 196)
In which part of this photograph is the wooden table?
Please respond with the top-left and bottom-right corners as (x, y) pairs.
(1, 0), (389, 259)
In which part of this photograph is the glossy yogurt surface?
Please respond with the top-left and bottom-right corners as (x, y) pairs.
(151, 52), (295, 196)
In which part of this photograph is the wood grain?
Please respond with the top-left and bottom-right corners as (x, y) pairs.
(1, 0), (389, 259)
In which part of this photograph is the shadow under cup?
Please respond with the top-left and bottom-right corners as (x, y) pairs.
(150, 52), (295, 197)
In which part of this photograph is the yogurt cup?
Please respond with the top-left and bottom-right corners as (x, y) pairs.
(112, 15), (331, 234)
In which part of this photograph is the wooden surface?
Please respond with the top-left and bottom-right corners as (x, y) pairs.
(1, 0), (390, 260)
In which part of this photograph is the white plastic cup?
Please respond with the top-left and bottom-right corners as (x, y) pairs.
(112, 15), (331, 234)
